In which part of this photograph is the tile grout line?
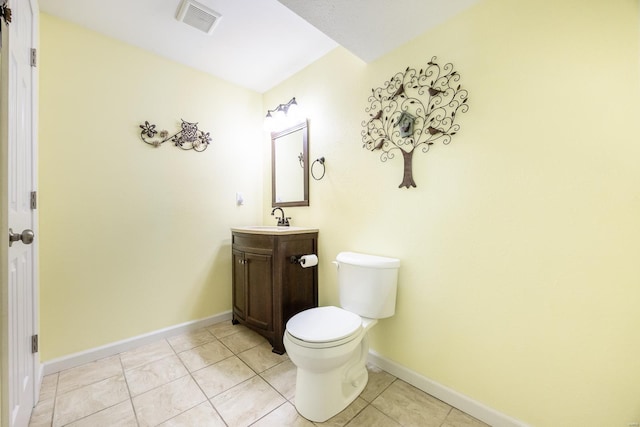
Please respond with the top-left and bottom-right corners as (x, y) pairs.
(50, 372), (60, 426)
(118, 349), (141, 427)
(177, 330), (231, 427)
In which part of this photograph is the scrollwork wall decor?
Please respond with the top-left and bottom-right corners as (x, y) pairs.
(139, 119), (211, 152)
(1, 1), (11, 26)
(361, 57), (469, 188)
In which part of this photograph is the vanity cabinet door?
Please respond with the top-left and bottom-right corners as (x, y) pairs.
(231, 249), (246, 322)
(245, 252), (273, 331)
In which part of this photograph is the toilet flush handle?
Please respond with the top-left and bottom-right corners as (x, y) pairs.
(332, 261), (339, 270)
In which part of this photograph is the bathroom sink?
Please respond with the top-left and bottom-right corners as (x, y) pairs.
(231, 225), (318, 235)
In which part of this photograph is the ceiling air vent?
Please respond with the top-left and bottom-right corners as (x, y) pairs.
(176, 0), (222, 34)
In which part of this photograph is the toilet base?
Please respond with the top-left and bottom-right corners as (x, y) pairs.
(294, 362), (368, 422)
(284, 316), (378, 422)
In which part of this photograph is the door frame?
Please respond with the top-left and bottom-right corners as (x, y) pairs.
(0, 0), (41, 424)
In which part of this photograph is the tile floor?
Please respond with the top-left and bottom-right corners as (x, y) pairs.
(29, 321), (489, 427)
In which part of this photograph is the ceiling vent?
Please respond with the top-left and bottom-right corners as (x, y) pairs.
(176, 0), (222, 35)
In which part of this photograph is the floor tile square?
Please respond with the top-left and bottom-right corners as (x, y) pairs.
(28, 397), (53, 427)
(211, 375), (286, 426)
(124, 354), (189, 396)
(66, 400), (137, 427)
(443, 408), (491, 427)
(157, 401), (226, 426)
(192, 356), (255, 398)
(372, 379), (452, 427)
(218, 328), (267, 353)
(260, 359), (297, 400)
(132, 375), (206, 427)
(360, 363), (396, 402)
(167, 328), (217, 353)
(38, 373), (58, 402)
(178, 340), (233, 372)
(57, 355), (122, 395)
(208, 321), (246, 339)
(346, 405), (401, 426)
(53, 374), (129, 427)
(313, 397), (367, 427)
(120, 340), (175, 371)
(251, 402), (315, 426)
(237, 341), (289, 373)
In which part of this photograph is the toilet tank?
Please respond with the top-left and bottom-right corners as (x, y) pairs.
(336, 252), (400, 319)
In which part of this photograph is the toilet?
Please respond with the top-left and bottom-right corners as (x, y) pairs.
(283, 251), (400, 422)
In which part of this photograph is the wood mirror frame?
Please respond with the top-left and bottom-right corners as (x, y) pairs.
(271, 120), (309, 207)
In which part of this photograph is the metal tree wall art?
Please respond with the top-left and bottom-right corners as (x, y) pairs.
(1, 1), (12, 26)
(361, 57), (469, 188)
(139, 119), (211, 152)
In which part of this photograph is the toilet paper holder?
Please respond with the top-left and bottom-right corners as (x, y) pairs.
(289, 254), (318, 266)
(289, 255), (304, 264)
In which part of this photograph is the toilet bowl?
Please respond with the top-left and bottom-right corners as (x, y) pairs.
(283, 252), (400, 422)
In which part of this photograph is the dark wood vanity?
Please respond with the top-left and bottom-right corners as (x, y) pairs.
(231, 227), (318, 354)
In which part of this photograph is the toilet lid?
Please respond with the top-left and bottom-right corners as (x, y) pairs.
(286, 306), (362, 343)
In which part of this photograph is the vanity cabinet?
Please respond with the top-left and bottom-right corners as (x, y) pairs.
(231, 228), (318, 354)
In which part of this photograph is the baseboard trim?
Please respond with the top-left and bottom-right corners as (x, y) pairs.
(367, 350), (529, 427)
(42, 311), (232, 376)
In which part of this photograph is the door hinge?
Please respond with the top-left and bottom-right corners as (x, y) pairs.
(30, 191), (37, 209)
(30, 48), (37, 67)
(32, 334), (38, 353)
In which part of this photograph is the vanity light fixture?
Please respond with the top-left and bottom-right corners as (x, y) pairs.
(265, 97), (300, 131)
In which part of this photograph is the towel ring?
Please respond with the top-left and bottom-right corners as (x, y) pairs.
(311, 157), (326, 181)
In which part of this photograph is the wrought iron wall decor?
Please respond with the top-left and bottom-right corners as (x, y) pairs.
(361, 57), (469, 188)
(1, 1), (12, 26)
(139, 119), (211, 152)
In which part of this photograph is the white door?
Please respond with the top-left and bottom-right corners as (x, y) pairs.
(2, 0), (39, 425)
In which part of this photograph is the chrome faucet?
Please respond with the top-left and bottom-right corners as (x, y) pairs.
(271, 207), (291, 226)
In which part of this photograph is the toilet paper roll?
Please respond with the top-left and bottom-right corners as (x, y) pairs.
(299, 254), (318, 268)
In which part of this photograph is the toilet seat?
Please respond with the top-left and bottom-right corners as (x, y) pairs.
(286, 306), (362, 345)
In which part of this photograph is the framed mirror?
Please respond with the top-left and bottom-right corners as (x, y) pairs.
(271, 120), (309, 207)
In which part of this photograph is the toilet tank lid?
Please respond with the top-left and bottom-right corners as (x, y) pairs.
(336, 252), (400, 268)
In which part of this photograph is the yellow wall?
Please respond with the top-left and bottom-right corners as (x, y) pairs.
(38, 14), (264, 360)
(263, 0), (640, 425)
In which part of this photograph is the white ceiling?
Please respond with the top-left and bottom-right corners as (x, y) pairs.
(38, 0), (479, 93)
